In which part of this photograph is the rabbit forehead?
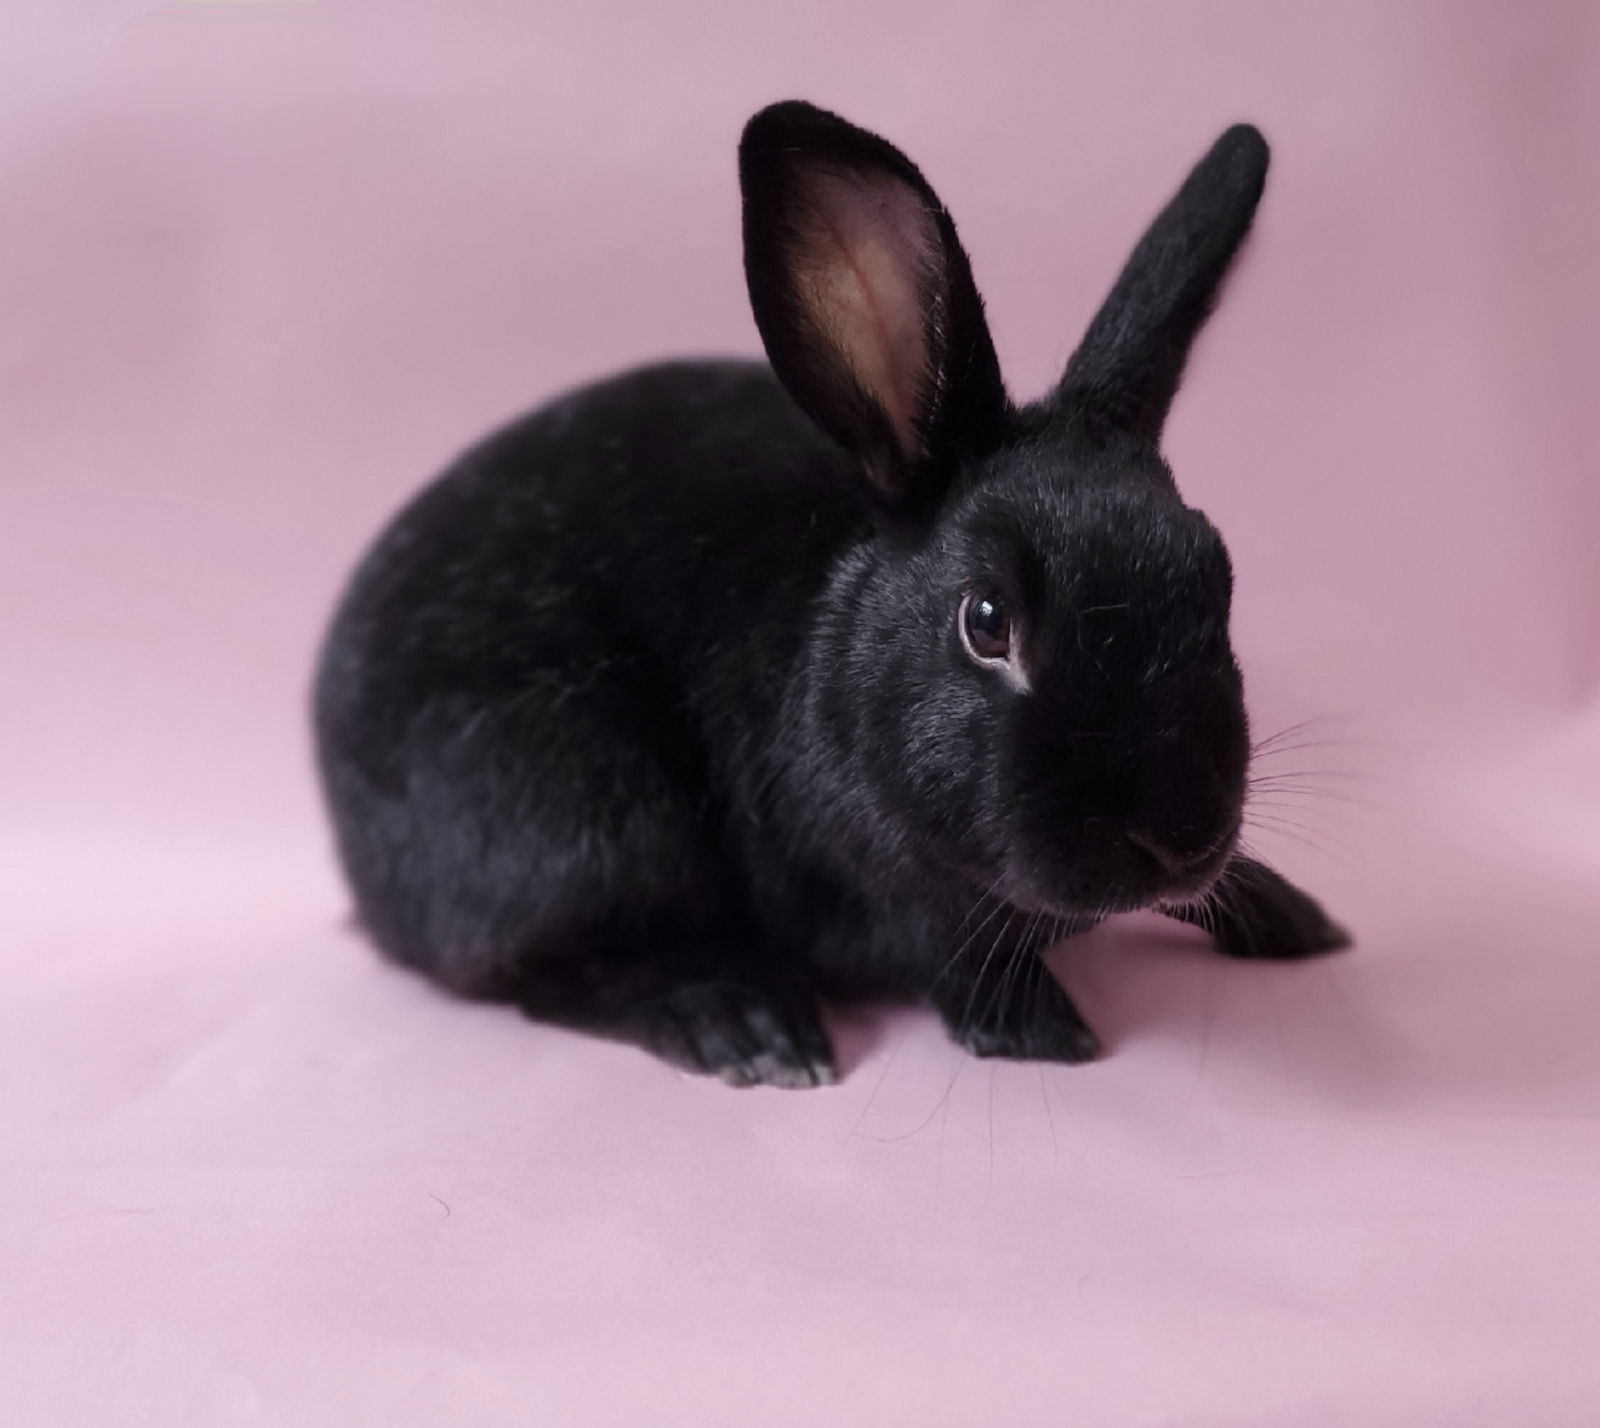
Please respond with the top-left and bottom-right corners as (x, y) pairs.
(940, 454), (1231, 602)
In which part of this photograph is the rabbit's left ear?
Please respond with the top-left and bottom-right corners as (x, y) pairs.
(740, 101), (1007, 516)
(1057, 124), (1270, 447)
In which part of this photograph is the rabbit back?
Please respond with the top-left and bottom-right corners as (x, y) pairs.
(313, 359), (867, 998)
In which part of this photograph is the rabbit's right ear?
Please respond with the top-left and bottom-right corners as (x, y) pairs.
(740, 101), (1006, 518)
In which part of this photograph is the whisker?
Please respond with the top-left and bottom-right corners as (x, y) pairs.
(1244, 804), (1344, 835)
(1247, 779), (1371, 809)
(1240, 818), (1340, 860)
(857, 1053), (968, 1144)
(927, 879), (1009, 996)
(957, 899), (1018, 1035)
(1250, 714), (1330, 748)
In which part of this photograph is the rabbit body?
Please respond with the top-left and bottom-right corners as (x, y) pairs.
(314, 103), (1348, 1085)
(315, 362), (969, 1073)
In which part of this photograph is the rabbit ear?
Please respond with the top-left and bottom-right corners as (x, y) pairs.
(1057, 124), (1269, 447)
(740, 101), (1006, 515)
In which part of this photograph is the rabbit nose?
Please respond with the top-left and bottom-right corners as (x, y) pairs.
(1122, 829), (1183, 878)
(1121, 827), (1231, 884)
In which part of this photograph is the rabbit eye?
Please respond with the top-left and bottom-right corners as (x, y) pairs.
(960, 589), (1012, 664)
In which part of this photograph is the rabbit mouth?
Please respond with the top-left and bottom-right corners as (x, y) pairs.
(999, 819), (1241, 920)
(1134, 828), (1242, 908)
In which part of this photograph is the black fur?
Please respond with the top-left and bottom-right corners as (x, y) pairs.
(313, 102), (1348, 1087)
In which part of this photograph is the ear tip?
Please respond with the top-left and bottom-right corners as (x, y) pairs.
(739, 101), (936, 212)
(1215, 122), (1272, 178)
(741, 100), (842, 155)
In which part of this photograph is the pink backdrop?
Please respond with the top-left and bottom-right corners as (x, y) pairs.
(6, 3), (1600, 1423)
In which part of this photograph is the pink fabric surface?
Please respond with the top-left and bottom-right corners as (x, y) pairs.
(6, 3), (1600, 1423)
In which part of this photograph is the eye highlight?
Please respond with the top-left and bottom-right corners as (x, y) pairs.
(959, 588), (1013, 663)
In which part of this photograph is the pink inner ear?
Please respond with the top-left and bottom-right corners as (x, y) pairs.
(792, 167), (942, 461)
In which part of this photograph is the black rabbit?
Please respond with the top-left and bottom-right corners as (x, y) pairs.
(313, 101), (1348, 1087)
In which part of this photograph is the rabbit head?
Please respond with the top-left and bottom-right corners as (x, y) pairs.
(741, 102), (1269, 917)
